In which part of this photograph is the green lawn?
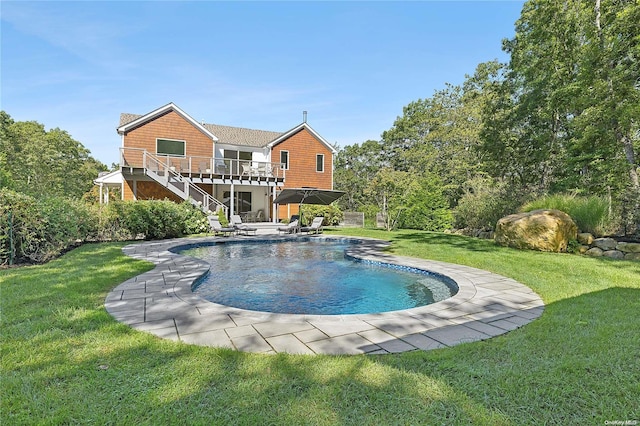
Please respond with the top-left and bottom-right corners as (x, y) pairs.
(2, 231), (639, 425)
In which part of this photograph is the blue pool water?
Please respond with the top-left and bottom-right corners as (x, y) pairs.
(180, 239), (457, 315)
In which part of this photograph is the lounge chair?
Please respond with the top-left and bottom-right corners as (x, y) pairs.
(208, 216), (235, 237)
(230, 214), (257, 236)
(277, 219), (298, 234)
(301, 216), (324, 234)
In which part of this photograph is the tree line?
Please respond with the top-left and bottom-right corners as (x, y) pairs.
(1, 111), (108, 199)
(334, 0), (639, 234)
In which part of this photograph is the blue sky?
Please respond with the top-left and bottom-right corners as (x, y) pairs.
(1, 1), (524, 166)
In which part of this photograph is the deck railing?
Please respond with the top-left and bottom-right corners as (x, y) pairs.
(120, 147), (285, 180)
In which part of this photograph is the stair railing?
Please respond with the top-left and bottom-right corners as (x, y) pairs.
(142, 150), (228, 216)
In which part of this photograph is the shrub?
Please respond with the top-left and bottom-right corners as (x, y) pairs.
(520, 193), (614, 236)
(0, 191), (213, 265)
(397, 176), (453, 231)
(300, 204), (344, 226)
(214, 207), (230, 227)
(111, 199), (207, 240)
(1, 189), (95, 264)
(182, 203), (209, 234)
(454, 177), (527, 230)
(92, 203), (132, 242)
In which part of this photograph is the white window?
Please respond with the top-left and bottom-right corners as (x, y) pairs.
(316, 154), (324, 172)
(280, 150), (289, 170)
(156, 138), (185, 156)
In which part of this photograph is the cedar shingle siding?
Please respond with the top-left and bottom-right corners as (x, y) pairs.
(271, 128), (333, 218)
(122, 110), (214, 158)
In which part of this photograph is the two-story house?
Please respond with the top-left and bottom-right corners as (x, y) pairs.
(114, 102), (336, 222)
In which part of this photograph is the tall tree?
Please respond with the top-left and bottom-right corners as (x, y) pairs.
(489, 0), (585, 192)
(0, 112), (107, 198)
(381, 71), (494, 205)
(334, 140), (386, 211)
(574, 0), (640, 192)
(484, 0), (639, 196)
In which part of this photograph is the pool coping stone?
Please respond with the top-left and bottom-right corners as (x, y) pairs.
(106, 234), (545, 355)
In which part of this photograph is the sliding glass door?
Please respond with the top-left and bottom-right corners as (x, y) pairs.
(223, 191), (252, 214)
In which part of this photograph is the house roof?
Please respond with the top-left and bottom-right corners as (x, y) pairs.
(119, 113), (142, 127)
(94, 170), (123, 185)
(117, 103), (218, 141)
(118, 103), (336, 152)
(203, 123), (283, 148)
(268, 122), (338, 154)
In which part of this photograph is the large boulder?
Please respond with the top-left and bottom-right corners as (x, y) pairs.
(495, 209), (578, 252)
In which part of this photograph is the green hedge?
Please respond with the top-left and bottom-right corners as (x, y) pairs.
(300, 204), (344, 226)
(109, 200), (207, 240)
(1, 189), (209, 265)
(1, 189), (96, 264)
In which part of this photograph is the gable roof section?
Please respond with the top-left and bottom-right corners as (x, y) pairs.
(267, 122), (337, 154)
(117, 103), (218, 141)
(118, 104), (336, 152)
(203, 123), (282, 148)
(94, 169), (123, 185)
(119, 113), (142, 126)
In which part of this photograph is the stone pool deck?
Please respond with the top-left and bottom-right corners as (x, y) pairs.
(105, 235), (544, 355)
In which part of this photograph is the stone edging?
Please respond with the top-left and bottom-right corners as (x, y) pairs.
(578, 235), (640, 261)
(105, 235), (545, 355)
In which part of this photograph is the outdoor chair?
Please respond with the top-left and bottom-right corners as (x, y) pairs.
(277, 219), (299, 234)
(230, 214), (257, 236)
(301, 217), (324, 235)
(241, 164), (252, 177)
(179, 159), (189, 173)
(208, 216), (235, 237)
(199, 161), (212, 175)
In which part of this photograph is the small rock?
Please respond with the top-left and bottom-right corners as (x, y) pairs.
(578, 245), (590, 254)
(478, 231), (494, 239)
(577, 233), (594, 245)
(585, 247), (603, 257)
(624, 252), (640, 261)
(594, 237), (617, 250)
(602, 250), (625, 259)
(617, 242), (640, 253)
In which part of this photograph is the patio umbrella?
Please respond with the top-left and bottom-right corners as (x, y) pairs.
(273, 187), (345, 206)
(273, 187), (345, 231)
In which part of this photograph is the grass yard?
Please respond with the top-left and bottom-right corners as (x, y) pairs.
(2, 230), (639, 425)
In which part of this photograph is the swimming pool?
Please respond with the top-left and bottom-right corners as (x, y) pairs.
(179, 239), (458, 315)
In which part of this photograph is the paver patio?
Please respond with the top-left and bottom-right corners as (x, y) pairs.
(105, 234), (544, 355)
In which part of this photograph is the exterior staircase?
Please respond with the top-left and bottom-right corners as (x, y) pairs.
(142, 151), (227, 216)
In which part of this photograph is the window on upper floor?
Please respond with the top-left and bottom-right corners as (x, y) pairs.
(316, 154), (324, 172)
(157, 138), (185, 156)
(280, 151), (289, 170)
(224, 149), (253, 174)
(224, 150), (252, 161)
